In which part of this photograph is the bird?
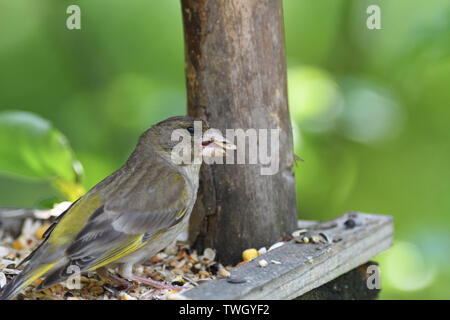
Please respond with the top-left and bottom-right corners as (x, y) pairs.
(0, 116), (236, 300)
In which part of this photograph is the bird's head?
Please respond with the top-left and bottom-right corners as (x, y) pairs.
(138, 116), (236, 165)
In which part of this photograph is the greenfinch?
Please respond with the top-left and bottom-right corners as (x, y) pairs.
(0, 116), (235, 300)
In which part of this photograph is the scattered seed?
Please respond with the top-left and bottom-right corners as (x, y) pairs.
(103, 286), (117, 295)
(258, 247), (267, 255)
(182, 275), (199, 286)
(0, 246), (9, 257)
(150, 252), (166, 263)
(120, 292), (137, 300)
(175, 259), (186, 269)
(12, 239), (25, 251)
(344, 219), (356, 229)
(291, 229), (308, 238)
(242, 248), (259, 261)
(207, 263), (219, 275)
(319, 232), (332, 244)
(90, 286), (104, 295)
(35, 223), (51, 240)
(258, 259), (268, 268)
(169, 259), (179, 268)
(218, 268), (231, 278)
(227, 277), (247, 284)
(134, 265), (144, 275)
(3, 268), (20, 275)
(189, 253), (199, 263)
(167, 292), (187, 300)
(172, 268), (184, 275)
(198, 270), (210, 278)
(164, 245), (178, 255)
(194, 263), (202, 270)
(268, 242), (284, 251)
(203, 248), (216, 262)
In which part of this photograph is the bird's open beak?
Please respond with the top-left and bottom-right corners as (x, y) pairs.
(201, 129), (236, 157)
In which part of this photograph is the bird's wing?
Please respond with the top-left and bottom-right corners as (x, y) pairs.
(68, 161), (189, 266)
(37, 161), (190, 288)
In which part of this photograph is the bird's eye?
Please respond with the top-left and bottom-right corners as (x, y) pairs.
(186, 126), (195, 134)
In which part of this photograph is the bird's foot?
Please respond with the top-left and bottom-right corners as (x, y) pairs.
(129, 274), (182, 291)
(99, 265), (182, 293)
(98, 268), (133, 292)
(107, 272), (134, 291)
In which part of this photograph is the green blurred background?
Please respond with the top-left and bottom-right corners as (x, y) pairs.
(0, 0), (448, 299)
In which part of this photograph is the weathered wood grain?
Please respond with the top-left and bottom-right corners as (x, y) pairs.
(181, 212), (393, 300)
(181, 0), (297, 264)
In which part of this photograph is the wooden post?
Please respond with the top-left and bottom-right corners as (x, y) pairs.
(181, 0), (297, 264)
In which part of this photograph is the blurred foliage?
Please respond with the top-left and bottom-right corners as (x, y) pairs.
(0, 0), (448, 299)
(0, 111), (84, 201)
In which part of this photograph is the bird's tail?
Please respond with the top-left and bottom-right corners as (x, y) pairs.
(0, 263), (55, 300)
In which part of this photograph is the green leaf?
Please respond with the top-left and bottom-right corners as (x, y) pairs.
(0, 111), (84, 200)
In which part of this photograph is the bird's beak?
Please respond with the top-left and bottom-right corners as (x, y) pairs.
(201, 129), (236, 157)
